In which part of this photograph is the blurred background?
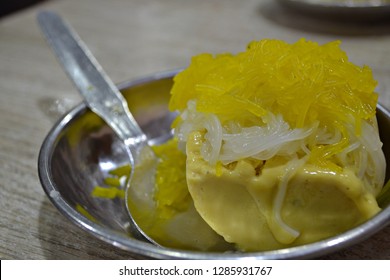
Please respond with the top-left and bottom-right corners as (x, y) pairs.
(0, 0), (49, 17)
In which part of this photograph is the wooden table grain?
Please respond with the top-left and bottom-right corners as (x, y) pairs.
(1, 0), (390, 260)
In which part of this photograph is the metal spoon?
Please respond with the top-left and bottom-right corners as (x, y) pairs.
(37, 10), (158, 245)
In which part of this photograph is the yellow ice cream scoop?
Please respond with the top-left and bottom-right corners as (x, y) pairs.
(186, 131), (380, 251)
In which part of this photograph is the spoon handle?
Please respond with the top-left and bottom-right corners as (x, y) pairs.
(37, 11), (147, 147)
(38, 11), (158, 245)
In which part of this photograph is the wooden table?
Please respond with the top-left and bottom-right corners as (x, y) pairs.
(1, 0), (389, 259)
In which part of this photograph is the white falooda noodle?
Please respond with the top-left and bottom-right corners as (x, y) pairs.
(219, 114), (316, 163)
(176, 101), (316, 163)
(175, 100), (385, 196)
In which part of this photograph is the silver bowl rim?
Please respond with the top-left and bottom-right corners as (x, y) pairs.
(277, 0), (390, 9)
(38, 69), (390, 259)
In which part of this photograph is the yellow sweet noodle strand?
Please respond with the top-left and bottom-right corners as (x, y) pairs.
(170, 39), (384, 186)
(152, 138), (191, 219)
(171, 39), (377, 145)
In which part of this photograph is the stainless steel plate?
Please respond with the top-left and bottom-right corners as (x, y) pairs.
(277, 0), (390, 21)
(38, 69), (390, 259)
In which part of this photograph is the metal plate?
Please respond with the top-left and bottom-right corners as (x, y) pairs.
(38, 70), (390, 259)
(277, 0), (390, 21)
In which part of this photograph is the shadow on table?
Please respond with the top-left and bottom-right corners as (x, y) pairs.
(38, 197), (148, 260)
(259, 1), (390, 36)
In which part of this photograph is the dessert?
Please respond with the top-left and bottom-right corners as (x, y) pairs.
(166, 39), (386, 251)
